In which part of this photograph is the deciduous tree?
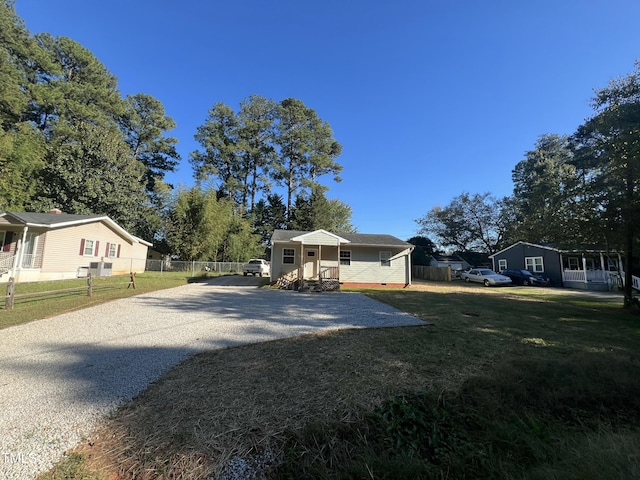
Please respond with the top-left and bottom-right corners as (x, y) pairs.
(416, 192), (509, 254)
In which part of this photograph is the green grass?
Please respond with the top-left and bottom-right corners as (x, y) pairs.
(37, 282), (640, 479)
(0, 271), (196, 329)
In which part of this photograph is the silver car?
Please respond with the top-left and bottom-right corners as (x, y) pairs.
(460, 268), (512, 287)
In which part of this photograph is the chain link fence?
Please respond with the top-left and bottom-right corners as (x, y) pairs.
(145, 259), (244, 276)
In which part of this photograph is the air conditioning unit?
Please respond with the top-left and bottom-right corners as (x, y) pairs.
(88, 261), (113, 277)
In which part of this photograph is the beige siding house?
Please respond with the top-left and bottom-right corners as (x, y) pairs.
(0, 211), (151, 283)
(270, 229), (413, 290)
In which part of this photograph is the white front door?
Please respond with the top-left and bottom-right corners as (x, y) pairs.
(22, 233), (38, 268)
(304, 248), (318, 279)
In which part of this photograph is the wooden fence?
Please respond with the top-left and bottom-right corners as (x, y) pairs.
(4, 273), (136, 310)
(412, 265), (452, 282)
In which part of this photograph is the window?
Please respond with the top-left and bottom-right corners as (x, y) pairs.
(380, 251), (391, 267)
(106, 242), (120, 258)
(498, 259), (507, 271)
(0, 231), (5, 250)
(340, 250), (351, 266)
(283, 248), (295, 264)
(567, 257), (579, 270)
(525, 256), (544, 273)
(80, 239), (99, 257)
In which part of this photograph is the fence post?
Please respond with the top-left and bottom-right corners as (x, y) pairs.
(87, 273), (93, 297)
(5, 276), (15, 310)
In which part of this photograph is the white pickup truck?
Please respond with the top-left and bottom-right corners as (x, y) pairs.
(242, 259), (270, 277)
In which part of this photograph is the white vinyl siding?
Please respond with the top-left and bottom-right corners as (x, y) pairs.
(41, 223), (146, 276)
(293, 230), (343, 246)
(525, 256), (544, 273)
(340, 247), (409, 284)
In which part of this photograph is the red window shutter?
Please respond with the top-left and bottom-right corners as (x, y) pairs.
(94, 241), (100, 256)
(117, 244), (121, 258)
(79, 239), (85, 255)
(105, 243), (110, 257)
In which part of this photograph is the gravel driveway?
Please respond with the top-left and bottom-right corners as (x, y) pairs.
(0, 277), (424, 479)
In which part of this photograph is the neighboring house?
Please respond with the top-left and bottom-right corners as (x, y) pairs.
(0, 211), (152, 283)
(489, 241), (626, 291)
(429, 253), (470, 277)
(270, 229), (414, 290)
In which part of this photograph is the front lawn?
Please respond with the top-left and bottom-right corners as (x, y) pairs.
(0, 272), (196, 329)
(40, 282), (640, 479)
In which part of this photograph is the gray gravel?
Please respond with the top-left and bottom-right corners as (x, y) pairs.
(0, 278), (425, 479)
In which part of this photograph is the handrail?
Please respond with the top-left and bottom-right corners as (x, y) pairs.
(0, 253), (16, 272)
(319, 266), (339, 279)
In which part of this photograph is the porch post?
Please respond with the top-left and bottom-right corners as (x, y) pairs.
(14, 226), (28, 282)
(337, 242), (341, 282)
(318, 244), (322, 281)
(559, 253), (565, 285)
(582, 256), (588, 285)
(618, 252), (624, 286)
(298, 242), (304, 281)
(600, 252), (606, 284)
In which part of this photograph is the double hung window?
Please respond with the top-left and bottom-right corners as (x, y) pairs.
(525, 256), (544, 273)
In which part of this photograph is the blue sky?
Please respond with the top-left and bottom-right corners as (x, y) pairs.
(14, 0), (640, 240)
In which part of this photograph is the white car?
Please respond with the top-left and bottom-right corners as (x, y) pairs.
(460, 268), (512, 287)
(242, 259), (270, 277)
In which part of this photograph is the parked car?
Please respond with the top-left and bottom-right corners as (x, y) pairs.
(243, 259), (270, 277)
(501, 269), (550, 286)
(460, 268), (512, 286)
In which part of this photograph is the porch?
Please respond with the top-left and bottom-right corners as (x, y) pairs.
(0, 252), (43, 276)
(559, 251), (626, 291)
(276, 264), (341, 292)
(562, 269), (622, 291)
(562, 269), (640, 292)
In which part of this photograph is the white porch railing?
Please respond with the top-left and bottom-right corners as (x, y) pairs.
(1, 252), (16, 273)
(562, 270), (640, 291)
(20, 254), (43, 269)
(562, 269), (611, 283)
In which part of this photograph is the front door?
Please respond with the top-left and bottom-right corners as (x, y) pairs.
(22, 232), (38, 268)
(304, 248), (318, 279)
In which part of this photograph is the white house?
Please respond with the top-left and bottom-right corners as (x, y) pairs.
(270, 229), (414, 290)
(0, 211), (152, 283)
